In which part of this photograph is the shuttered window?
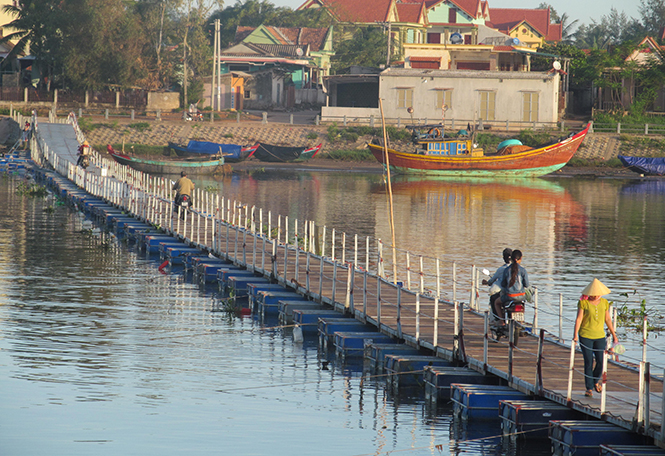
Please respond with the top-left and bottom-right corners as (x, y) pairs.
(397, 88), (413, 109)
(522, 92), (539, 122)
(479, 91), (496, 121)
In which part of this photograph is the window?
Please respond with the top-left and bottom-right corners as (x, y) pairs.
(244, 90), (251, 99)
(397, 88), (413, 109)
(479, 91), (496, 121)
(522, 92), (539, 122)
(427, 33), (441, 43)
(449, 7), (456, 23)
(436, 89), (452, 111)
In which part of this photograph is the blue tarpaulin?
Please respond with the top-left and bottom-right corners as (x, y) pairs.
(618, 155), (665, 176)
(186, 141), (242, 158)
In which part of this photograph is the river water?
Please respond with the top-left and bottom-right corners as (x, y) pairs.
(1, 169), (664, 455)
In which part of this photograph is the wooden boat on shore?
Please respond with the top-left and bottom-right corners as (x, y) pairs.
(253, 143), (321, 162)
(618, 155), (665, 176)
(368, 123), (590, 177)
(168, 140), (258, 163)
(107, 146), (225, 175)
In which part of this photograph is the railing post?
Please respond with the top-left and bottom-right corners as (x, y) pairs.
(415, 292), (420, 344)
(376, 277), (382, 328)
(483, 311), (489, 374)
(600, 349), (608, 414)
(331, 261), (337, 304)
(661, 368), (665, 441)
(645, 362), (651, 431)
(559, 293), (563, 341)
(452, 261), (457, 303)
(397, 285), (402, 338)
(363, 269), (368, 322)
(536, 329), (545, 395)
(378, 239), (384, 278)
(262, 112), (267, 123)
(617, 122), (621, 134)
(533, 287), (539, 331)
(345, 263), (354, 311)
(436, 258), (440, 298)
(406, 252), (411, 290)
(318, 256), (324, 298)
(419, 256), (424, 294)
(470, 265), (476, 311)
(453, 301), (460, 361)
(433, 296), (439, 348)
(508, 319), (515, 383)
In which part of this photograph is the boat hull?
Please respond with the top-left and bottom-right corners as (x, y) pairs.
(109, 151), (224, 175)
(618, 155), (665, 176)
(254, 143), (321, 162)
(368, 124), (589, 178)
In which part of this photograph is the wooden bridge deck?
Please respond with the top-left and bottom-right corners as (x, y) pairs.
(30, 115), (665, 445)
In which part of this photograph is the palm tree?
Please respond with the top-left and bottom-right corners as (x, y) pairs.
(559, 13), (579, 44)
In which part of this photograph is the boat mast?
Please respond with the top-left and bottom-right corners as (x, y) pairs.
(379, 98), (398, 284)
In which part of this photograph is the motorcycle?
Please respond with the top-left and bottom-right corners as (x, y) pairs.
(175, 194), (192, 220)
(482, 268), (527, 346)
(80, 155), (90, 169)
(183, 111), (203, 122)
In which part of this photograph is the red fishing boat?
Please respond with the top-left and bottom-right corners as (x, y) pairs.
(368, 123), (590, 178)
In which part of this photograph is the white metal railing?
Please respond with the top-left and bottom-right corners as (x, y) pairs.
(31, 112), (665, 444)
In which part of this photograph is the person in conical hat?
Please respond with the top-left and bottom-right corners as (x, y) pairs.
(573, 278), (618, 398)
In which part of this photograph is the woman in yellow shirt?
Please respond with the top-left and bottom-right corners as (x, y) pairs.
(572, 278), (618, 397)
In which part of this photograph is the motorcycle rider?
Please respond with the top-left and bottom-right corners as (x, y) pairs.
(76, 141), (91, 167)
(173, 171), (195, 216)
(493, 249), (530, 325)
(482, 248), (512, 319)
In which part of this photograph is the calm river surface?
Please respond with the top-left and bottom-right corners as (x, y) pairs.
(1, 169), (664, 455)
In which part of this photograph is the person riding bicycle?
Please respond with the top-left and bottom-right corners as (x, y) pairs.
(173, 171), (195, 212)
(493, 249), (530, 325)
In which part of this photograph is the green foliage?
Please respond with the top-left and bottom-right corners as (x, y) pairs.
(517, 129), (556, 148)
(209, 0), (332, 49)
(127, 122), (151, 132)
(332, 27), (395, 72)
(615, 290), (664, 332)
(77, 117), (96, 133)
(326, 123), (411, 143)
(323, 149), (374, 161)
(105, 143), (165, 156)
(306, 132), (318, 140)
(16, 181), (48, 197)
(223, 133), (234, 138)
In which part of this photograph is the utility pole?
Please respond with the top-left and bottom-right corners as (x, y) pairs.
(386, 21), (391, 68)
(212, 19), (217, 110)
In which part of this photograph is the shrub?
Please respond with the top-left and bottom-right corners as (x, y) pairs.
(306, 132), (318, 140)
(323, 149), (374, 161)
(128, 122), (151, 132)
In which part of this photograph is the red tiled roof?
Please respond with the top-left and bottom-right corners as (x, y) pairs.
(546, 23), (562, 41)
(492, 45), (515, 51)
(487, 8), (552, 37)
(299, 0), (393, 23)
(396, 1), (427, 23)
(235, 26), (255, 43)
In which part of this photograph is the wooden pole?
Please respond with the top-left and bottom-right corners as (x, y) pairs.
(379, 98), (398, 284)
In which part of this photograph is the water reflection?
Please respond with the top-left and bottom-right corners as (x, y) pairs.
(4, 171), (665, 454)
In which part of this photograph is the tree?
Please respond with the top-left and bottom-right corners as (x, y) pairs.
(332, 27), (396, 73)
(0, 0), (67, 86)
(574, 8), (643, 49)
(638, 0), (665, 38)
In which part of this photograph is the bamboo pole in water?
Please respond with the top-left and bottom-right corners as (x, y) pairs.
(379, 98), (398, 284)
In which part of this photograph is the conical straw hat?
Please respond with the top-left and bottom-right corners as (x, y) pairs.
(582, 278), (611, 296)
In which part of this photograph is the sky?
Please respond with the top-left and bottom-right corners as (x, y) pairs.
(268, 0), (643, 28)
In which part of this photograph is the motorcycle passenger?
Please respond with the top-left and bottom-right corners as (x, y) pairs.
(482, 248), (512, 318)
(493, 249), (530, 325)
(76, 140), (91, 167)
(173, 171), (195, 215)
